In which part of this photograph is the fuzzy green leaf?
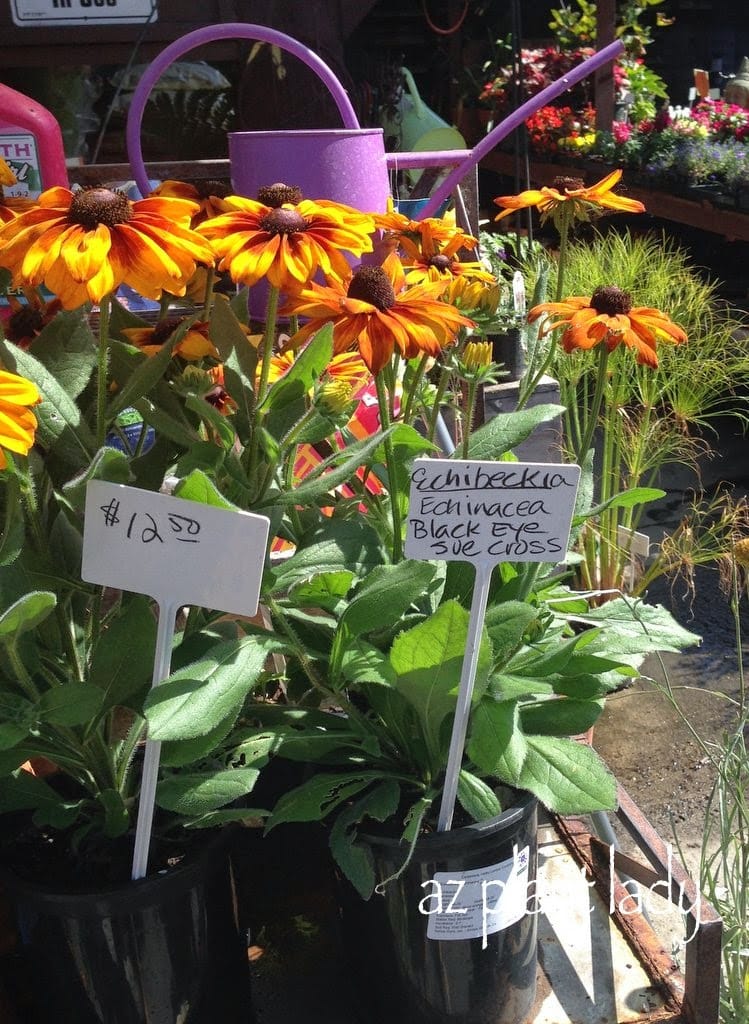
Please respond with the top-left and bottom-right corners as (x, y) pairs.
(520, 697), (604, 737)
(266, 771), (383, 829)
(390, 601), (492, 759)
(156, 767), (261, 814)
(329, 780), (401, 898)
(464, 404), (565, 460)
(37, 683), (104, 725)
(0, 591), (57, 641)
(144, 634), (283, 741)
(517, 736), (617, 813)
(88, 595), (157, 713)
(467, 699), (528, 784)
(457, 770), (502, 821)
(340, 560), (437, 637)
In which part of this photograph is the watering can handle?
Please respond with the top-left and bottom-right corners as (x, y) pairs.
(400, 68), (425, 119)
(125, 22), (360, 198)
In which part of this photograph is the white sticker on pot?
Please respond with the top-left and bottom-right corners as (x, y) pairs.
(422, 845), (530, 946)
(405, 459), (580, 564)
(81, 481), (269, 616)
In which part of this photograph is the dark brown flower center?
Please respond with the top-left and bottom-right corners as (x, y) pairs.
(260, 207), (307, 235)
(347, 266), (396, 310)
(257, 183), (303, 207)
(591, 285), (632, 316)
(553, 176), (585, 193)
(428, 254), (452, 271)
(7, 306), (43, 341)
(69, 187), (132, 229)
(151, 316), (187, 344)
(196, 180), (231, 200)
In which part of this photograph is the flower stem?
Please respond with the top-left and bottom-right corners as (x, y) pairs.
(575, 345), (610, 466)
(95, 292), (112, 449)
(375, 371), (402, 562)
(462, 380), (478, 459)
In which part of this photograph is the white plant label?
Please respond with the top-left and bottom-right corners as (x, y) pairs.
(405, 459), (580, 565)
(82, 481), (269, 616)
(424, 845), (530, 943)
(11, 0), (157, 27)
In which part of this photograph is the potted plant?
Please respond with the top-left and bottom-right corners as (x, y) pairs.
(0, 164), (699, 1023)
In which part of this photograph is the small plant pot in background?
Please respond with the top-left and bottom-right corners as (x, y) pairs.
(0, 829), (251, 1024)
(490, 330), (525, 383)
(337, 791), (538, 1024)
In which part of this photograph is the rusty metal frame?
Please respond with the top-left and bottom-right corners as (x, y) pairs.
(554, 779), (722, 1024)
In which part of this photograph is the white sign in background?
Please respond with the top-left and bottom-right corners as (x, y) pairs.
(82, 480), (268, 616)
(11, 0), (157, 27)
(405, 458), (580, 565)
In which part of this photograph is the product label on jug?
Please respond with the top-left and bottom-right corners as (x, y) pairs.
(421, 845), (530, 946)
(0, 133), (41, 198)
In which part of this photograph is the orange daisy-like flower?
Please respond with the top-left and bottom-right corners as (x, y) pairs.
(258, 348), (371, 392)
(121, 316), (220, 361)
(0, 186), (215, 309)
(494, 169), (645, 229)
(0, 157), (34, 225)
(398, 222), (495, 288)
(528, 285), (687, 368)
(198, 183), (376, 292)
(151, 179), (233, 228)
(3, 294), (63, 349)
(0, 369), (41, 469)
(372, 201), (469, 246)
(281, 252), (474, 374)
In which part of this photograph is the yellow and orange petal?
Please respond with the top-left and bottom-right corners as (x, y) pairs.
(281, 252), (474, 374)
(494, 169), (645, 225)
(0, 186), (215, 309)
(528, 286), (686, 368)
(0, 369), (41, 469)
(121, 317), (220, 361)
(151, 179), (233, 227)
(199, 194), (376, 291)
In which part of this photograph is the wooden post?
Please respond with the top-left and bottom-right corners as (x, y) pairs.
(595, 0), (617, 132)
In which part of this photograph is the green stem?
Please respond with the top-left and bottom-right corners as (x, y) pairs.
(95, 292), (112, 449)
(246, 284), (280, 490)
(402, 354), (429, 426)
(462, 381), (478, 459)
(575, 345), (610, 467)
(201, 266), (216, 321)
(375, 372), (402, 562)
(7, 644), (42, 701)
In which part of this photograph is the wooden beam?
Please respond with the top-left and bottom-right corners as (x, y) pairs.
(595, 0), (617, 132)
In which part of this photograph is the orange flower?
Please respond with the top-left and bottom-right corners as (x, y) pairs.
(398, 221), (495, 288)
(281, 253), (474, 374)
(372, 202), (470, 247)
(494, 169), (645, 228)
(528, 286), (687, 368)
(121, 316), (220, 361)
(0, 369), (41, 469)
(151, 179), (232, 227)
(199, 183), (375, 291)
(0, 186), (215, 308)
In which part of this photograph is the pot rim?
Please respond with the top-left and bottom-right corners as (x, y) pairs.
(0, 827), (235, 914)
(360, 789), (537, 857)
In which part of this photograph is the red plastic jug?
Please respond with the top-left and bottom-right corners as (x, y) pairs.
(0, 82), (68, 198)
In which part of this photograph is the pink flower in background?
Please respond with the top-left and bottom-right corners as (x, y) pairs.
(612, 121), (633, 144)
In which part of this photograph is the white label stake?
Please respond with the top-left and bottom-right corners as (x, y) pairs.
(81, 481), (270, 880)
(405, 459), (580, 831)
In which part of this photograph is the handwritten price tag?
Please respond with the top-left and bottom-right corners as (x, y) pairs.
(81, 481), (270, 617)
(405, 458), (580, 565)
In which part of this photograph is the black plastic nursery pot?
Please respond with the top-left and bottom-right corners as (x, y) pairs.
(338, 791), (538, 1024)
(1, 829), (251, 1024)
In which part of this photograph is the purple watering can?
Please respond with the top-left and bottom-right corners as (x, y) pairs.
(126, 24), (623, 218)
